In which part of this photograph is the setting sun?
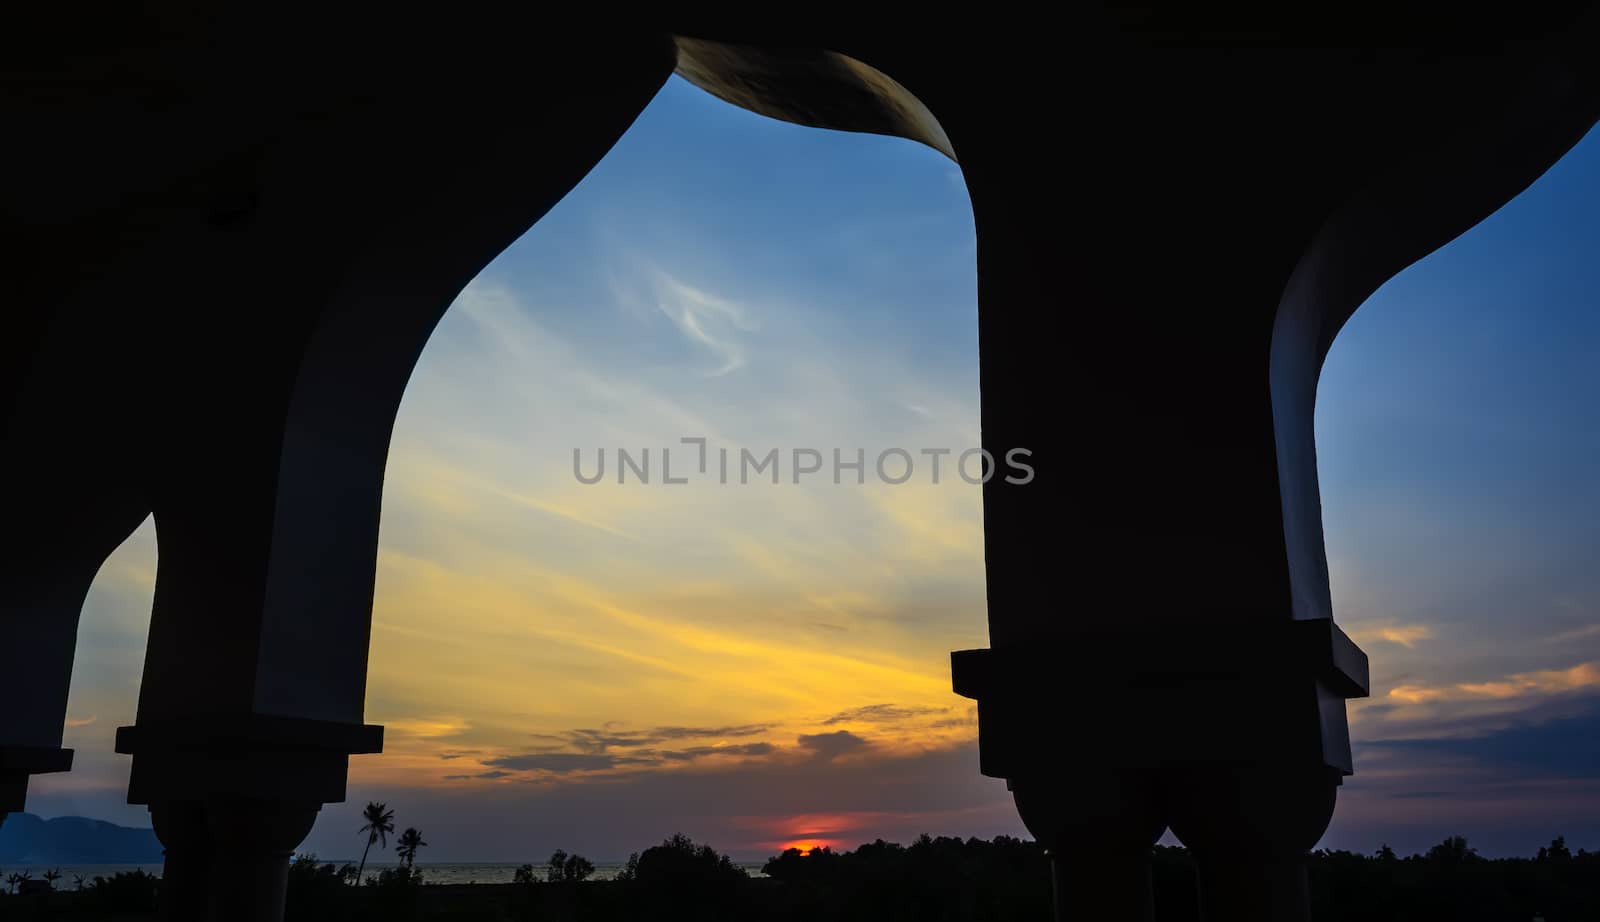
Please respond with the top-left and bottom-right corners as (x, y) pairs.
(779, 840), (839, 855)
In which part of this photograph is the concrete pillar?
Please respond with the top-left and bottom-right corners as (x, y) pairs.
(0, 486), (146, 823)
(90, 29), (676, 922)
(1011, 771), (1165, 921)
(117, 715), (380, 919)
(1169, 765), (1339, 922)
(672, 23), (1600, 916)
(1, 605), (89, 823)
(943, 95), (1373, 916)
(933, 22), (1600, 915)
(955, 621), (1365, 920)
(149, 798), (319, 922)
(149, 802), (211, 922)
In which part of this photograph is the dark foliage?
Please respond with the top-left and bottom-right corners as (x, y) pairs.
(628, 833), (747, 887)
(613, 833), (748, 921)
(282, 858), (423, 922)
(285, 855), (355, 922)
(83, 869), (160, 913)
(1304, 837), (1600, 922)
(495, 833), (1600, 922)
(0, 869), (161, 917)
(760, 833), (1049, 922)
(547, 849), (595, 883)
(6, 832), (1594, 921)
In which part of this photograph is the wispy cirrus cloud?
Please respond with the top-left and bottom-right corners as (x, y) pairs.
(484, 752), (645, 774)
(382, 717), (473, 739)
(650, 270), (758, 377)
(477, 741), (777, 778)
(1385, 661), (1600, 707)
(532, 724), (773, 754)
(821, 703), (947, 726)
(1352, 624), (1435, 649)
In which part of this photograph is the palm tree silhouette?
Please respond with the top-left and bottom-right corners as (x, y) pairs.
(43, 868), (61, 890)
(354, 801), (396, 885)
(395, 828), (428, 869)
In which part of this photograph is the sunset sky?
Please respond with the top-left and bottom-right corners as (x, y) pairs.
(29, 76), (1600, 862)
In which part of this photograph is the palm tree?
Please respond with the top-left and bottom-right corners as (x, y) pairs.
(72, 874), (85, 891)
(43, 868), (61, 890)
(395, 828), (428, 869)
(354, 801), (395, 885)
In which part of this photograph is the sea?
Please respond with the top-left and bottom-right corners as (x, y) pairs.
(7, 861), (771, 887)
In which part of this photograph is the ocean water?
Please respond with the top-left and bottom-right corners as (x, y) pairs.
(4, 861), (769, 888)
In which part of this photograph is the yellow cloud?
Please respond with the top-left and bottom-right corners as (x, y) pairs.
(1386, 685), (1448, 704)
(380, 717), (473, 739)
(1385, 661), (1600, 704)
(1352, 623), (1434, 648)
(1457, 662), (1600, 698)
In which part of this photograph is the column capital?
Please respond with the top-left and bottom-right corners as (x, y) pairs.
(115, 714), (383, 755)
(952, 617), (1367, 778)
(0, 744), (74, 813)
(116, 715), (382, 805)
(953, 617), (1368, 700)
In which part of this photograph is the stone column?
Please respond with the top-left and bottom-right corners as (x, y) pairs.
(211, 800), (320, 922)
(1169, 764), (1340, 922)
(0, 512), (131, 828)
(118, 718), (380, 920)
(955, 620), (1366, 921)
(1011, 771), (1166, 921)
(149, 797), (319, 922)
(148, 801), (211, 922)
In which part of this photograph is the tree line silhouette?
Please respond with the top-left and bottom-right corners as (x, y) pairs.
(2, 823), (1596, 920)
(287, 830), (1600, 922)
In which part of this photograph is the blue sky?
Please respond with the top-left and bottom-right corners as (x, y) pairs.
(1318, 117), (1600, 853)
(30, 76), (1600, 861)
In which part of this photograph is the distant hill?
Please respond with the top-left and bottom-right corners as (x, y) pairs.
(0, 813), (163, 864)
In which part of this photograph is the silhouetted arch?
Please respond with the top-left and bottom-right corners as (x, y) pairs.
(10, 14), (1600, 919)
(247, 39), (678, 725)
(266, 36), (971, 720)
(1270, 36), (1600, 625)
(0, 482), (149, 810)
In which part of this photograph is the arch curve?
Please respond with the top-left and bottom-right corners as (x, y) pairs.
(671, 37), (957, 161)
(1270, 28), (1600, 625)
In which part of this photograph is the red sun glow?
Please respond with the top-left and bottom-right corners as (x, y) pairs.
(779, 840), (839, 854)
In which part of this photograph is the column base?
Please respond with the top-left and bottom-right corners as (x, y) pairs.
(1048, 842), (1158, 922)
(1191, 851), (1313, 922)
(118, 714), (382, 922)
(1168, 763), (1340, 922)
(1011, 772), (1166, 922)
(151, 798), (320, 922)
